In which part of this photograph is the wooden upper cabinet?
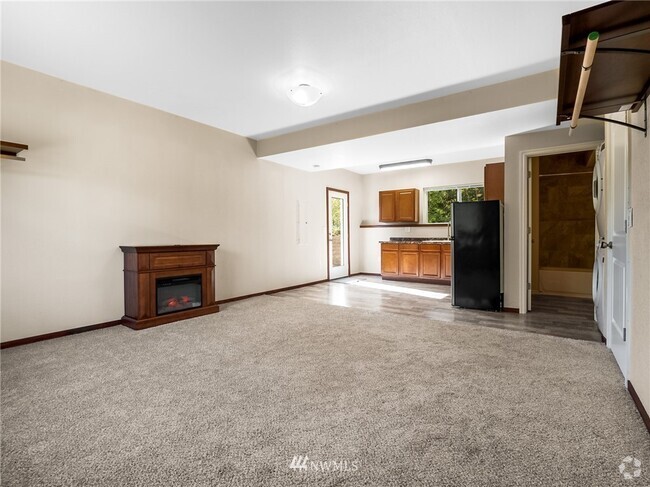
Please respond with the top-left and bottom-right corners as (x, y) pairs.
(484, 162), (504, 202)
(379, 188), (419, 223)
(379, 191), (396, 222)
(396, 189), (420, 222)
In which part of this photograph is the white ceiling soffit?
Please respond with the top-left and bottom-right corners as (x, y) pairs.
(262, 100), (556, 174)
(1, 1), (600, 139)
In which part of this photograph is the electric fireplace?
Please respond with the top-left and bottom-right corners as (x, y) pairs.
(120, 244), (220, 330)
(156, 275), (202, 315)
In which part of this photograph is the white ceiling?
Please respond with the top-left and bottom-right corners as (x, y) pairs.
(1, 1), (600, 172)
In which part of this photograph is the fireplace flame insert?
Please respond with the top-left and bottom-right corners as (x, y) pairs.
(156, 275), (202, 316)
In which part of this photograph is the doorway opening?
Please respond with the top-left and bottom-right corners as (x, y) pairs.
(327, 188), (350, 280)
(521, 142), (602, 314)
(529, 150), (596, 303)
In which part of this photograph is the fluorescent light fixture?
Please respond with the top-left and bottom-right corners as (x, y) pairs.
(287, 84), (323, 107)
(379, 159), (433, 172)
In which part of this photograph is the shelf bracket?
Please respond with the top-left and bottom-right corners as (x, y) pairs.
(0, 140), (29, 161)
(581, 100), (647, 137)
(562, 47), (650, 56)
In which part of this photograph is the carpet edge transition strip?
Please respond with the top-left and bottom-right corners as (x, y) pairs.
(628, 380), (650, 435)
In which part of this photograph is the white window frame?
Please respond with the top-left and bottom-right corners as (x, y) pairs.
(423, 183), (484, 223)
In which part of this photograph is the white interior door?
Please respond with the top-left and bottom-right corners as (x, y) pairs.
(605, 114), (630, 379)
(328, 189), (349, 280)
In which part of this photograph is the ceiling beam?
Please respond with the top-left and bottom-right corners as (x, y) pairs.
(256, 70), (558, 158)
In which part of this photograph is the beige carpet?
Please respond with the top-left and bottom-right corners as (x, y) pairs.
(2, 295), (649, 486)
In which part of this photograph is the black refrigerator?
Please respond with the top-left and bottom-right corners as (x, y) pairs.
(451, 200), (503, 311)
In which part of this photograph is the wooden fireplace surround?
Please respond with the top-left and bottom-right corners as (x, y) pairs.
(120, 244), (220, 330)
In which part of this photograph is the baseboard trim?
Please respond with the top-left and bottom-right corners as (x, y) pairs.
(1, 279), (331, 349)
(1, 320), (122, 349)
(216, 279), (329, 304)
(628, 380), (650, 435)
(503, 307), (520, 313)
(351, 272), (381, 277)
(381, 275), (451, 285)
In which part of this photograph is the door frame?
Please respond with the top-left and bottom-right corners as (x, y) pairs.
(519, 141), (602, 314)
(604, 112), (631, 380)
(326, 187), (351, 280)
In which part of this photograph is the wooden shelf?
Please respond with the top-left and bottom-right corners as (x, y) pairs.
(360, 223), (449, 228)
(556, 2), (650, 124)
(1, 141), (28, 161)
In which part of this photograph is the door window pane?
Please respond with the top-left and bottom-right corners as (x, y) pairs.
(331, 197), (342, 266)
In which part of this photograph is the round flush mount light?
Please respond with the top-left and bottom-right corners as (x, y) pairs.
(287, 84), (323, 107)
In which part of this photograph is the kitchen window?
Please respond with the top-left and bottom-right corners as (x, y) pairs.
(425, 185), (484, 223)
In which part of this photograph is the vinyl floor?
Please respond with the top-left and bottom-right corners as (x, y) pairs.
(274, 274), (602, 342)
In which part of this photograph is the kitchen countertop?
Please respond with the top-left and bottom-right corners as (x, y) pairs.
(379, 237), (451, 244)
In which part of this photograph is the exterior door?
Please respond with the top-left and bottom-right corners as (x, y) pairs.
(605, 113), (630, 379)
(327, 189), (349, 280)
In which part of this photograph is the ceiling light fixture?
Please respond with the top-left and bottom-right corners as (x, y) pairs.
(287, 84), (323, 107)
(379, 159), (433, 172)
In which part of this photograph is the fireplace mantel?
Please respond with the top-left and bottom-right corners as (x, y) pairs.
(120, 244), (220, 330)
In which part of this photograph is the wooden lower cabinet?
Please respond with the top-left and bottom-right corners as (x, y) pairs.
(380, 243), (399, 276)
(419, 244), (442, 278)
(398, 244), (419, 277)
(442, 245), (452, 279)
(381, 242), (451, 284)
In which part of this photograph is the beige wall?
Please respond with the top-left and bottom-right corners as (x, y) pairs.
(628, 102), (650, 413)
(503, 123), (604, 310)
(358, 159), (488, 273)
(0, 62), (362, 342)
